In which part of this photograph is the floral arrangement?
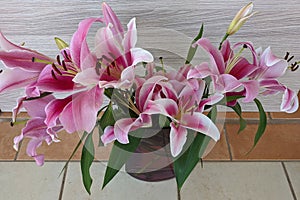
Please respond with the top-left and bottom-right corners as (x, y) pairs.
(0, 2), (299, 193)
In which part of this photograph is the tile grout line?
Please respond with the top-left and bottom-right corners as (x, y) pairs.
(223, 125), (233, 161)
(58, 164), (68, 200)
(281, 162), (297, 200)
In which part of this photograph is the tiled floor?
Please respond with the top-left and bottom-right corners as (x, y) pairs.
(0, 104), (299, 199)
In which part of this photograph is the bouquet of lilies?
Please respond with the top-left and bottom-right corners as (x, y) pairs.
(0, 2), (298, 193)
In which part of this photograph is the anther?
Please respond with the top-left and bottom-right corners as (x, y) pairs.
(291, 65), (299, 72)
(62, 60), (68, 71)
(10, 121), (14, 127)
(63, 50), (70, 61)
(284, 52), (290, 60)
(32, 57), (35, 62)
(243, 44), (248, 48)
(52, 63), (63, 75)
(0, 69), (3, 73)
(51, 70), (58, 80)
(56, 55), (61, 65)
(287, 55), (294, 63)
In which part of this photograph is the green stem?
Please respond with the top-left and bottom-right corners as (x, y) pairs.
(218, 33), (229, 50)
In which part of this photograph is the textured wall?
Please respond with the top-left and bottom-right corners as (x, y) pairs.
(0, 0), (299, 111)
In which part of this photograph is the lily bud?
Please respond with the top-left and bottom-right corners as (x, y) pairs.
(227, 2), (256, 35)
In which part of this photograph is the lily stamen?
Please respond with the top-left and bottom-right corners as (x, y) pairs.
(52, 63), (63, 75)
(284, 52), (290, 60)
(62, 60), (68, 71)
(32, 57), (53, 64)
(56, 55), (61, 65)
(51, 70), (58, 80)
(287, 55), (294, 62)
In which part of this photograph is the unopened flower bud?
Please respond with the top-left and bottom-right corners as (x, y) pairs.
(227, 2), (256, 35)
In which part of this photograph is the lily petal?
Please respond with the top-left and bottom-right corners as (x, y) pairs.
(195, 38), (225, 74)
(281, 88), (299, 113)
(70, 17), (102, 68)
(170, 122), (188, 157)
(0, 68), (39, 93)
(181, 112), (220, 141)
(101, 126), (116, 145)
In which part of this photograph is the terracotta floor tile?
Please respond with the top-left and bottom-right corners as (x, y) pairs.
(226, 123), (300, 160)
(203, 129), (230, 161)
(0, 112), (29, 119)
(225, 111), (260, 119)
(17, 129), (112, 162)
(0, 121), (23, 160)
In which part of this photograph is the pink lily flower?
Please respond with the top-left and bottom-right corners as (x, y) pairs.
(101, 75), (177, 145)
(250, 47), (299, 113)
(0, 32), (55, 94)
(74, 3), (153, 89)
(13, 95), (62, 166)
(188, 38), (259, 103)
(144, 79), (222, 157)
(145, 79), (223, 157)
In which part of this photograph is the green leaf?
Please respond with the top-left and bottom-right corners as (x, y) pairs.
(185, 24), (204, 64)
(81, 132), (95, 195)
(54, 37), (69, 50)
(98, 103), (115, 146)
(102, 131), (141, 189)
(173, 131), (210, 190)
(230, 102), (247, 134)
(253, 98), (267, 147)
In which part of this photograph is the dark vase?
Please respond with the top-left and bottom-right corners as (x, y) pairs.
(125, 127), (175, 182)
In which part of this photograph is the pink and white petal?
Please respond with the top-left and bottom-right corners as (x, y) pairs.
(114, 118), (136, 144)
(102, 2), (124, 40)
(170, 122), (188, 157)
(73, 68), (100, 86)
(26, 138), (45, 166)
(220, 40), (233, 63)
(0, 31), (22, 51)
(95, 26), (127, 67)
(144, 99), (178, 118)
(119, 66), (135, 88)
(214, 74), (242, 93)
(230, 58), (258, 79)
(259, 47), (288, 79)
(0, 32), (53, 61)
(101, 126), (116, 145)
(195, 38), (225, 74)
(12, 96), (26, 123)
(71, 86), (104, 133)
(0, 68), (39, 93)
(37, 64), (76, 92)
(241, 80), (259, 103)
(80, 40), (97, 70)
(181, 112), (220, 141)
(70, 17), (102, 67)
(234, 41), (258, 66)
(198, 93), (224, 112)
(23, 94), (55, 118)
(25, 85), (40, 97)
(137, 75), (168, 110)
(123, 18), (137, 57)
(130, 47), (154, 66)
(0, 51), (52, 72)
(281, 88), (299, 113)
(45, 96), (72, 128)
(187, 62), (212, 79)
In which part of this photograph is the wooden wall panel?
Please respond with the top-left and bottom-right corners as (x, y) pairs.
(0, 0), (299, 111)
